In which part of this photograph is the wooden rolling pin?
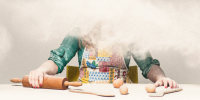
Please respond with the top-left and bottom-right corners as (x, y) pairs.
(10, 75), (82, 90)
(149, 87), (183, 97)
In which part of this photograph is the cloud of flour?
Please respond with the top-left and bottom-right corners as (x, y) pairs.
(0, 0), (200, 67)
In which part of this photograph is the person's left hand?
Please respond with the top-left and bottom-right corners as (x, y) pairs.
(155, 77), (178, 88)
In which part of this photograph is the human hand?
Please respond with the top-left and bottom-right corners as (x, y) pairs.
(29, 69), (46, 88)
(155, 77), (178, 88)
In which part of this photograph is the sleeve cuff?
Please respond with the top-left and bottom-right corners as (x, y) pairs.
(142, 59), (160, 79)
(48, 48), (66, 74)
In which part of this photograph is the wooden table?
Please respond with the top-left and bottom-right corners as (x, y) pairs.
(0, 84), (199, 100)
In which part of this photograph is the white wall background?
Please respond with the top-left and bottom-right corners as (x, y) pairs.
(0, 0), (200, 84)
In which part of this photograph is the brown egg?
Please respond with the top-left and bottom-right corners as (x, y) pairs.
(120, 85), (128, 95)
(113, 78), (124, 88)
(145, 84), (156, 93)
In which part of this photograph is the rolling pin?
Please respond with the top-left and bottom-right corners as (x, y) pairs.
(10, 75), (82, 90)
(149, 87), (183, 97)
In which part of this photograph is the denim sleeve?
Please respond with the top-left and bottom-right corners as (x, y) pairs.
(48, 29), (80, 73)
(131, 52), (160, 79)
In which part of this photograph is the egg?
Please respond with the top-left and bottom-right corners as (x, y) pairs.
(113, 78), (124, 88)
(145, 84), (156, 93)
(120, 85), (128, 95)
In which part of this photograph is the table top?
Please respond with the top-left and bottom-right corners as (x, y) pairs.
(0, 84), (200, 100)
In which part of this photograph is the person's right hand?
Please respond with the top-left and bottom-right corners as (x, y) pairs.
(29, 69), (46, 88)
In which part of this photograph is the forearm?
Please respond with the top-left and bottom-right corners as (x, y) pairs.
(147, 65), (166, 83)
(36, 60), (58, 75)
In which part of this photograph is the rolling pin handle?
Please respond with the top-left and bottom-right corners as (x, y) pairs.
(64, 81), (82, 87)
(164, 88), (183, 94)
(10, 78), (22, 83)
